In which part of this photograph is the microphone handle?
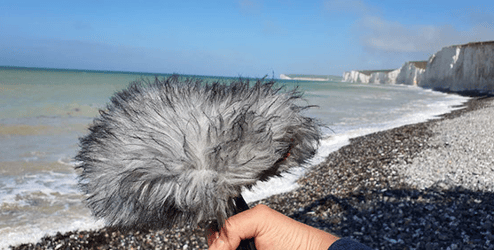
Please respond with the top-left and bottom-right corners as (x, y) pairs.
(233, 195), (257, 250)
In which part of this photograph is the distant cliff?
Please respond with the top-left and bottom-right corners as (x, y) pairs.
(280, 74), (341, 81)
(419, 41), (494, 95)
(342, 69), (397, 84)
(342, 61), (426, 85)
(342, 41), (494, 95)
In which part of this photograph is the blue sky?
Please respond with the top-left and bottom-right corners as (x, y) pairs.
(1, 0), (493, 77)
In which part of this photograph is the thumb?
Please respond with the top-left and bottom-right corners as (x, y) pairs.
(208, 205), (268, 250)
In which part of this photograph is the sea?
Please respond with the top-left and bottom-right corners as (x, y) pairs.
(0, 66), (469, 248)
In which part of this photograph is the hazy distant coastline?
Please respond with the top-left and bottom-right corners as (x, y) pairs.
(279, 74), (342, 82)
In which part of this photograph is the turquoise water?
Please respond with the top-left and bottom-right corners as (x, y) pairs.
(0, 66), (469, 248)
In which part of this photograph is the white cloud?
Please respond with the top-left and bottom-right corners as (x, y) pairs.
(359, 16), (442, 53)
(324, 1), (494, 54)
(324, 2), (494, 71)
(359, 15), (494, 54)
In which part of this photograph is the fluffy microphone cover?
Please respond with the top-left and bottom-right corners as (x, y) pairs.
(76, 76), (320, 229)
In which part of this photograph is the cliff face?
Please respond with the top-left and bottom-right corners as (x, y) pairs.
(342, 70), (370, 83)
(343, 41), (494, 95)
(368, 69), (401, 84)
(342, 61), (426, 85)
(396, 61), (426, 86)
(342, 69), (397, 84)
(419, 41), (494, 94)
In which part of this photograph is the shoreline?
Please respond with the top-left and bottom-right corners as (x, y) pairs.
(11, 96), (494, 249)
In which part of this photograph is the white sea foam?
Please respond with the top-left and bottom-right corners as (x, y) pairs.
(0, 171), (78, 205)
(0, 215), (104, 249)
(0, 159), (102, 249)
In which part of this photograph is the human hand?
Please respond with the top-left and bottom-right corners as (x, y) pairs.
(207, 204), (339, 250)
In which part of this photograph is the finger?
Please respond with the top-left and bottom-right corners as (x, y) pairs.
(211, 204), (271, 249)
(207, 231), (219, 246)
(216, 204), (272, 249)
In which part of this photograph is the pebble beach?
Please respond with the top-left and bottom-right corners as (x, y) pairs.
(11, 96), (494, 250)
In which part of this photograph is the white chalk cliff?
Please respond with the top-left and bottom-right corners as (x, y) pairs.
(342, 69), (401, 84)
(342, 61), (426, 85)
(419, 41), (494, 94)
(343, 41), (494, 95)
(396, 61), (426, 86)
(369, 69), (401, 84)
(342, 70), (371, 83)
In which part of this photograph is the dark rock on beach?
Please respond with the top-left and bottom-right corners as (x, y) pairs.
(11, 97), (494, 250)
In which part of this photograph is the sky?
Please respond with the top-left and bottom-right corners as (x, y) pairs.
(1, 0), (493, 77)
